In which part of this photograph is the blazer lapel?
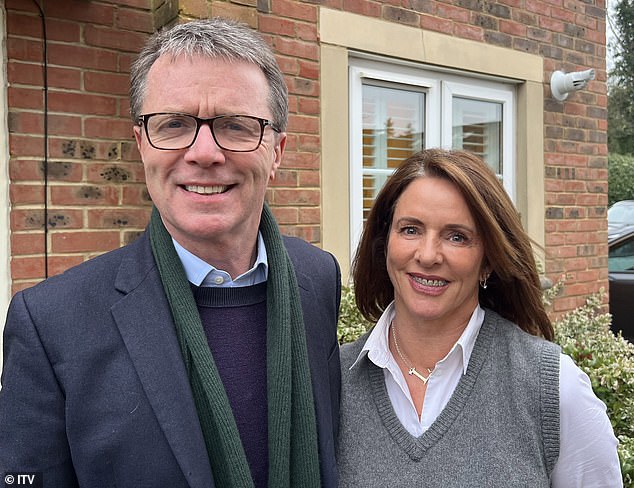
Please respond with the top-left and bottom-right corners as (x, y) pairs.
(110, 234), (213, 488)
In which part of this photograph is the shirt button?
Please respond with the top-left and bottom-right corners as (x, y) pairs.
(213, 276), (225, 285)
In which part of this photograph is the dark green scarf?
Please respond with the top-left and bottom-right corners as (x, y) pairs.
(149, 205), (321, 488)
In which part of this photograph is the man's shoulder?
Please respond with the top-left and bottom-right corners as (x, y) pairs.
(21, 231), (151, 298)
(283, 236), (339, 274)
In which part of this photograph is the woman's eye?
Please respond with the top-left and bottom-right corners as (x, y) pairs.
(400, 226), (418, 235)
(449, 233), (467, 243)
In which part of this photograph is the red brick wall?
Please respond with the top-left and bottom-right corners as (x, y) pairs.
(7, 0), (165, 293)
(6, 0), (607, 315)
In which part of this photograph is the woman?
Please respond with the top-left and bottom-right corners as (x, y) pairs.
(337, 149), (622, 487)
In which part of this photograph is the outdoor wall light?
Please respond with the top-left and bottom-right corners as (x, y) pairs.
(550, 69), (595, 101)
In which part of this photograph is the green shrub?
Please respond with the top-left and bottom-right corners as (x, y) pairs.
(553, 291), (634, 486)
(336, 285), (373, 344)
(337, 285), (634, 485)
(609, 153), (634, 206)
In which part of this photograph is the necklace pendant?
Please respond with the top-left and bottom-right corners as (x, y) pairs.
(408, 367), (430, 384)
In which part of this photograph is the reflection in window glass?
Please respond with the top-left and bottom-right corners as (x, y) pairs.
(362, 84), (424, 220)
(609, 236), (634, 272)
(452, 97), (502, 177)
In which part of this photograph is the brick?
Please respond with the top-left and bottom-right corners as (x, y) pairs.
(84, 25), (148, 53)
(50, 185), (120, 206)
(270, 206), (298, 224)
(342, 0), (383, 17)
(382, 5), (420, 26)
(47, 255), (86, 277)
(437, 4), (469, 21)
(298, 60), (319, 80)
(87, 208), (152, 228)
(295, 22), (318, 42)
(84, 71), (130, 96)
(11, 233), (46, 255)
(298, 170), (320, 187)
(289, 77), (319, 97)
(287, 114), (319, 133)
(271, 37), (318, 60)
(271, 0), (318, 21)
(87, 163), (146, 184)
(84, 117), (134, 139)
(259, 16), (297, 37)
(453, 23), (484, 41)
(281, 151), (319, 169)
(48, 91), (118, 116)
(500, 19), (526, 36)
(7, 12), (41, 38)
(7, 37), (44, 63)
(299, 206), (320, 223)
(420, 14), (453, 33)
(121, 185), (152, 205)
(47, 44), (118, 71)
(45, 19), (82, 43)
(8, 61), (43, 86)
(10, 160), (43, 182)
(180, 0), (210, 17)
(11, 256), (46, 280)
(298, 97), (319, 115)
(270, 169), (299, 186)
(47, 210), (85, 230)
(271, 188), (320, 205)
(115, 8), (155, 33)
(10, 134), (45, 158)
(42, 1), (116, 26)
(8, 87), (44, 110)
(10, 184), (45, 205)
(11, 209), (45, 231)
(209, 3), (258, 26)
(51, 231), (121, 253)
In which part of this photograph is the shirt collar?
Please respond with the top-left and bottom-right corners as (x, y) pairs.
(172, 232), (269, 287)
(351, 302), (485, 375)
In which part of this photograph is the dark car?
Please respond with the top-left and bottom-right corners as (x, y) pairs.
(608, 227), (634, 341)
(608, 200), (634, 240)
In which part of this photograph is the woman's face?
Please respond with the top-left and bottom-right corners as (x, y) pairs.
(386, 176), (487, 330)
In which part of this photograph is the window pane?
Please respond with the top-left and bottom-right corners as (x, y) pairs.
(609, 236), (634, 272)
(452, 97), (502, 176)
(362, 84), (424, 219)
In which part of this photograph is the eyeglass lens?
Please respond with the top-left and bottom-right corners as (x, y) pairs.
(145, 114), (265, 151)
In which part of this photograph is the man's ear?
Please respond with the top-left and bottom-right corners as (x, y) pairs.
(270, 132), (287, 181)
(133, 125), (143, 151)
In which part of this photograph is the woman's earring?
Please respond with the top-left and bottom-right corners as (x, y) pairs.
(479, 275), (489, 289)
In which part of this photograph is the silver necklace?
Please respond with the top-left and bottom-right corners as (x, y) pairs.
(391, 321), (434, 384)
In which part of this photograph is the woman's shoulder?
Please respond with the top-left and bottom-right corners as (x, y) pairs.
(339, 332), (371, 369)
(484, 308), (560, 354)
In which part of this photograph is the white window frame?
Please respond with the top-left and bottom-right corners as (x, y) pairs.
(442, 79), (515, 200)
(349, 58), (440, 254)
(349, 57), (516, 256)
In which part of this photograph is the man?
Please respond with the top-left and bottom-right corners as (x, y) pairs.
(0, 18), (341, 488)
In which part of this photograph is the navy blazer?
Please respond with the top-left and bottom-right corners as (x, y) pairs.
(0, 231), (341, 488)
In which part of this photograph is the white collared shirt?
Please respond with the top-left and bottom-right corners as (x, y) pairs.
(351, 302), (622, 487)
(172, 233), (268, 287)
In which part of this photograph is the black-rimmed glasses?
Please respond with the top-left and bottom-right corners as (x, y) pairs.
(137, 113), (281, 152)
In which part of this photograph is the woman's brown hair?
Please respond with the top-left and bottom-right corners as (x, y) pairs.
(352, 148), (553, 340)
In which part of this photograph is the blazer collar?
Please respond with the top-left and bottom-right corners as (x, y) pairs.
(111, 232), (214, 488)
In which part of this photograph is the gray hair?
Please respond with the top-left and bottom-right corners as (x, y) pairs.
(129, 18), (288, 131)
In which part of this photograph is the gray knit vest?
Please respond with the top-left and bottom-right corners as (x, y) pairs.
(337, 309), (560, 487)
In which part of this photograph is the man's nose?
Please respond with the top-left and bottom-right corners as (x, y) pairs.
(184, 123), (225, 165)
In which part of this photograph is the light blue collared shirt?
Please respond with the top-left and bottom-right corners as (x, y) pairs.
(172, 233), (268, 287)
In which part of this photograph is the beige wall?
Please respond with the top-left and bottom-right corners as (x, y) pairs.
(1, 2), (9, 368)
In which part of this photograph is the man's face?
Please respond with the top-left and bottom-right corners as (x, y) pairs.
(134, 54), (285, 260)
